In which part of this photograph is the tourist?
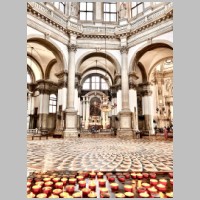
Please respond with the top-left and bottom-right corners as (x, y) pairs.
(164, 127), (168, 140)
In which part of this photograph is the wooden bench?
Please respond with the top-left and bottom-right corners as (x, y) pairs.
(29, 129), (49, 140)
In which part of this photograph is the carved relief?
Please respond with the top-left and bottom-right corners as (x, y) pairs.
(68, 44), (77, 52)
(119, 3), (127, 20)
(70, 2), (79, 17)
(120, 46), (129, 54)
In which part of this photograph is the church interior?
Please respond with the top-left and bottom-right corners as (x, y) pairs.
(27, 2), (173, 198)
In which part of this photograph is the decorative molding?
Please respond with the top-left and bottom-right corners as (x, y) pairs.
(120, 46), (129, 54)
(68, 44), (77, 52)
(141, 89), (153, 96)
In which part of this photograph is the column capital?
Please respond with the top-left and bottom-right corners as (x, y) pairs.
(120, 46), (129, 54)
(68, 44), (77, 52)
(141, 89), (152, 96)
(36, 80), (58, 94)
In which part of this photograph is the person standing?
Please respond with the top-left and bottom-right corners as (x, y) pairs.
(164, 127), (168, 140)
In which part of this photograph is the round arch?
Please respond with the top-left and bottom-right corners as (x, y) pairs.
(129, 40), (173, 82)
(75, 51), (121, 75)
(27, 34), (67, 71)
(27, 65), (36, 83)
(45, 59), (57, 79)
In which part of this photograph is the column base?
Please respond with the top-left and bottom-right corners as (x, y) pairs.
(64, 108), (79, 138)
(117, 129), (135, 138)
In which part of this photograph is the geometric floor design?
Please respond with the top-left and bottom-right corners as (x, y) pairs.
(27, 138), (173, 173)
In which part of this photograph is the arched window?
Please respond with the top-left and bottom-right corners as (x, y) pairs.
(82, 75), (109, 90)
(103, 2), (117, 22)
(80, 2), (93, 20)
(131, 2), (144, 18)
(49, 94), (57, 113)
(27, 71), (31, 83)
(54, 2), (65, 13)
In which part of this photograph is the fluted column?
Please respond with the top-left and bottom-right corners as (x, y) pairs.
(82, 97), (86, 125)
(117, 46), (133, 137)
(64, 43), (79, 137)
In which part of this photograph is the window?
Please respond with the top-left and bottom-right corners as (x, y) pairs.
(80, 2), (93, 20)
(54, 2), (65, 13)
(103, 2), (117, 22)
(82, 75), (109, 90)
(131, 2), (144, 18)
(49, 94), (57, 113)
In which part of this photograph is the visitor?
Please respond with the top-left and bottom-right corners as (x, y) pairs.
(136, 129), (141, 139)
(164, 127), (168, 140)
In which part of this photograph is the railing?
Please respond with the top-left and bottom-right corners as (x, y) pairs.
(28, 2), (172, 36)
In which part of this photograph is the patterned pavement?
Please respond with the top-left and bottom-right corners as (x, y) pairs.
(27, 138), (173, 173)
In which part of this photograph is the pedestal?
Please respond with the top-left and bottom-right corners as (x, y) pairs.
(64, 109), (79, 138)
(117, 110), (135, 138)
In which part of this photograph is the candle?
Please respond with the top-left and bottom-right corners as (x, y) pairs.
(36, 193), (47, 198)
(100, 187), (109, 194)
(137, 180), (142, 188)
(44, 181), (53, 187)
(108, 176), (115, 182)
(89, 180), (96, 191)
(159, 178), (168, 185)
(89, 172), (96, 179)
(150, 173), (157, 179)
(69, 178), (76, 185)
(61, 178), (68, 185)
(124, 185), (133, 192)
(52, 189), (62, 196)
(82, 188), (91, 198)
(136, 173), (143, 179)
(118, 176), (125, 182)
(97, 172), (104, 179)
(79, 180), (86, 188)
(77, 175), (84, 181)
(52, 177), (60, 183)
(169, 172), (173, 178)
(170, 179), (173, 185)
(88, 191), (97, 198)
(27, 187), (30, 194)
(115, 193), (125, 198)
(42, 186), (52, 195)
(55, 182), (64, 189)
(100, 192), (110, 198)
(72, 191), (82, 198)
(66, 185), (75, 194)
(141, 182), (151, 189)
(142, 173), (149, 178)
(110, 183), (119, 191)
(48, 194), (59, 198)
(131, 173), (137, 179)
(137, 187), (146, 193)
(43, 177), (51, 182)
(156, 183), (167, 192)
(27, 182), (31, 187)
(124, 192), (134, 198)
(35, 181), (44, 187)
(139, 191), (150, 198)
(166, 192), (173, 198)
(150, 179), (158, 186)
(98, 179), (106, 187)
(32, 185), (41, 194)
(27, 192), (35, 198)
(148, 186), (158, 195)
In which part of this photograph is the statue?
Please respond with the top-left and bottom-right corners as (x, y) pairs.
(118, 3), (127, 20)
(71, 2), (79, 17)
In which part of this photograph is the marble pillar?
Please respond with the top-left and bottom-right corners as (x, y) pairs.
(141, 85), (155, 135)
(64, 43), (79, 137)
(117, 46), (133, 137)
(85, 96), (90, 129)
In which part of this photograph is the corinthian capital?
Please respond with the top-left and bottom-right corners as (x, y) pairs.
(68, 44), (77, 52)
(120, 46), (129, 54)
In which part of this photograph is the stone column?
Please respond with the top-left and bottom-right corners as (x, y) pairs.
(141, 83), (155, 135)
(85, 96), (90, 129)
(82, 97), (86, 128)
(117, 46), (133, 137)
(27, 92), (32, 130)
(38, 88), (50, 131)
(64, 43), (79, 137)
(169, 102), (173, 121)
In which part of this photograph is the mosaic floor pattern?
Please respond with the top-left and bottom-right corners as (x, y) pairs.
(27, 138), (173, 173)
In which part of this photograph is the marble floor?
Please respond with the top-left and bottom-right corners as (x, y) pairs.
(27, 137), (173, 173)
